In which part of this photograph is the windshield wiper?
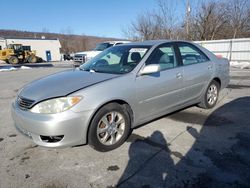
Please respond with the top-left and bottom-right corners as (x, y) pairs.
(82, 67), (98, 73)
(78, 67), (93, 72)
(78, 66), (84, 71)
(79, 67), (107, 74)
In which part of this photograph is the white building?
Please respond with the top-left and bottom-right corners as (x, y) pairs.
(0, 37), (61, 61)
(0, 37), (6, 50)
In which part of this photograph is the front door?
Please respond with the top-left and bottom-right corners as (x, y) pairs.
(135, 43), (184, 122)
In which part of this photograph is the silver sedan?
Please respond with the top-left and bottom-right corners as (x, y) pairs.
(11, 40), (230, 151)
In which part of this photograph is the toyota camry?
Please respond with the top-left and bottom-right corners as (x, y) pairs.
(11, 40), (230, 151)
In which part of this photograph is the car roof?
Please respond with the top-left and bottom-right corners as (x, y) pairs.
(104, 41), (131, 44)
(121, 40), (194, 46)
(102, 40), (195, 46)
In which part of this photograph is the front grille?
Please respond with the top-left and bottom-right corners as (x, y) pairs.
(74, 55), (86, 63)
(17, 97), (35, 110)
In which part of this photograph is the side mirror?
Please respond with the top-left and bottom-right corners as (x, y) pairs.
(139, 64), (160, 75)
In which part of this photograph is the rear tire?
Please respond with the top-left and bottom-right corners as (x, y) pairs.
(88, 103), (131, 152)
(8, 56), (19, 64)
(198, 80), (220, 109)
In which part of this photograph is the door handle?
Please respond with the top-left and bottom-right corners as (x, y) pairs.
(208, 65), (212, 70)
(176, 73), (182, 79)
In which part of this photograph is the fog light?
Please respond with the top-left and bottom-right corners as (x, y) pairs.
(40, 135), (64, 143)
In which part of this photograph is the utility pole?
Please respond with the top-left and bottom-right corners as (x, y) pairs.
(186, 0), (191, 39)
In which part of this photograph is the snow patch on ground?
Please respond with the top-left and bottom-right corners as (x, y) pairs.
(230, 61), (250, 69)
(0, 66), (32, 72)
(20, 66), (32, 70)
(0, 67), (17, 72)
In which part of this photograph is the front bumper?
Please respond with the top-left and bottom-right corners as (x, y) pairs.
(11, 101), (93, 147)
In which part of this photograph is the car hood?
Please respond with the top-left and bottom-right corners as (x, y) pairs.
(19, 69), (119, 102)
(75, 51), (101, 57)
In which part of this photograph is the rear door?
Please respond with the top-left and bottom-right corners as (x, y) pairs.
(176, 42), (213, 103)
(135, 43), (184, 122)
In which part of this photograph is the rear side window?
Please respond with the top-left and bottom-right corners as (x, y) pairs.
(178, 43), (209, 65)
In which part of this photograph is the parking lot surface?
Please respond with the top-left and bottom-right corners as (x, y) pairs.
(0, 67), (250, 188)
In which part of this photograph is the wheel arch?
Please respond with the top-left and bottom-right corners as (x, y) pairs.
(213, 77), (221, 89)
(86, 99), (134, 144)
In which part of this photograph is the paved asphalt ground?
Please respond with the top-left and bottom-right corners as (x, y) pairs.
(0, 66), (249, 188)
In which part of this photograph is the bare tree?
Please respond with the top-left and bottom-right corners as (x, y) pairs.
(127, 12), (156, 41)
(189, 2), (229, 40)
(60, 26), (74, 53)
(124, 0), (179, 40)
(124, 0), (250, 41)
(228, 0), (250, 38)
(156, 0), (178, 39)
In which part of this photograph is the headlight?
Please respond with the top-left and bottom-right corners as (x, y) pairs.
(30, 96), (82, 114)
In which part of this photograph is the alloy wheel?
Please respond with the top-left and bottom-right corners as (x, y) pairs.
(207, 84), (218, 106)
(97, 111), (126, 146)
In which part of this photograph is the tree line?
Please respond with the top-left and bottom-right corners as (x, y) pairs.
(0, 29), (118, 54)
(124, 0), (250, 41)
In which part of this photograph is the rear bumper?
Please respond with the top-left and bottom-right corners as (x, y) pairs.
(221, 76), (230, 89)
(11, 101), (93, 148)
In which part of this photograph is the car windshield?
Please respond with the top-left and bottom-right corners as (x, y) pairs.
(94, 43), (113, 51)
(80, 45), (151, 74)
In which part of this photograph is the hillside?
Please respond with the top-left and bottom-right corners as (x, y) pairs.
(0, 29), (122, 54)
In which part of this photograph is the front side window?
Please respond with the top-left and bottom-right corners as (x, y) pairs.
(80, 45), (150, 74)
(146, 44), (177, 71)
(8, 44), (22, 51)
(178, 43), (209, 65)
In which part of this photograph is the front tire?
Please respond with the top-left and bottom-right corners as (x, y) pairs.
(27, 56), (37, 63)
(88, 103), (131, 152)
(199, 80), (220, 109)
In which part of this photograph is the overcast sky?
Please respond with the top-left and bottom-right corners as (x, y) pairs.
(1, 0), (197, 38)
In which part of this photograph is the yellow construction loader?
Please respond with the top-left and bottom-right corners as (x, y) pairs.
(0, 44), (38, 64)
